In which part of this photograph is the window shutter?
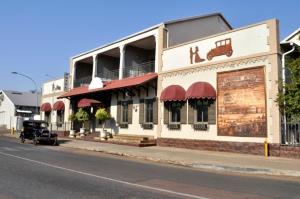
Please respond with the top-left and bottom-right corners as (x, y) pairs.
(153, 98), (158, 124)
(163, 102), (169, 124)
(128, 100), (133, 124)
(180, 102), (187, 124)
(188, 101), (194, 124)
(139, 99), (144, 124)
(117, 101), (121, 124)
(208, 100), (216, 124)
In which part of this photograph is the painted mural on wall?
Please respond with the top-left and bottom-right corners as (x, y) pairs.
(217, 67), (267, 137)
(189, 38), (233, 64)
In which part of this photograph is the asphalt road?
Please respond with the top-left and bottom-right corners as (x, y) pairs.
(0, 137), (299, 199)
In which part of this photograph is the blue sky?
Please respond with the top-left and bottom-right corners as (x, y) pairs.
(0, 0), (299, 92)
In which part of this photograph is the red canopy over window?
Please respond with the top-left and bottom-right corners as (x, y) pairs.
(53, 101), (65, 111)
(160, 85), (186, 101)
(78, 98), (101, 108)
(40, 103), (52, 112)
(185, 82), (216, 100)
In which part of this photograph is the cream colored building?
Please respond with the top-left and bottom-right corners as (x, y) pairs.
(58, 13), (285, 155)
(41, 74), (70, 131)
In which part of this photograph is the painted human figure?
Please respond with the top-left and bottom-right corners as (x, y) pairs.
(190, 46), (205, 64)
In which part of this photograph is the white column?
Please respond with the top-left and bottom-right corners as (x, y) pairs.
(154, 33), (159, 73)
(71, 60), (76, 88)
(92, 54), (98, 78)
(119, 45), (125, 79)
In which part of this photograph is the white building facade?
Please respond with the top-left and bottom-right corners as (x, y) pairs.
(57, 14), (293, 156)
(0, 90), (40, 130)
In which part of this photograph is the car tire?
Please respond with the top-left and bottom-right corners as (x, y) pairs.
(20, 137), (25, 143)
(53, 138), (59, 146)
(33, 137), (38, 146)
(20, 134), (25, 143)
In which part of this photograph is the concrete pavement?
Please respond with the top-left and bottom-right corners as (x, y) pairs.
(2, 132), (300, 177)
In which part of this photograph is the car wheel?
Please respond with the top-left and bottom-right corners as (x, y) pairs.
(20, 135), (25, 143)
(226, 50), (233, 57)
(33, 137), (38, 146)
(53, 138), (59, 146)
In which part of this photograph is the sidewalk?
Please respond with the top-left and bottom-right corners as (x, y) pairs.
(2, 133), (300, 177)
(59, 137), (300, 177)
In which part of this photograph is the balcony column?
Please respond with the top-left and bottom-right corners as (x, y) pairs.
(71, 61), (77, 88)
(92, 54), (98, 78)
(154, 33), (159, 73)
(119, 45), (125, 79)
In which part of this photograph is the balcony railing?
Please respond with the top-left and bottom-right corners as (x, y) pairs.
(97, 67), (119, 81)
(123, 61), (155, 78)
(74, 76), (92, 87)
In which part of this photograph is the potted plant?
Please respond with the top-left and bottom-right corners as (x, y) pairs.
(95, 108), (110, 139)
(68, 113), (76, 138)
(75, 108), (89, 137)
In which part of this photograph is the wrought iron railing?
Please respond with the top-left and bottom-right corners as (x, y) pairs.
(97, 67), (119, 80)
(74, 76), (92, 87)
(123, 61), (155, 78)
(49, 122), (72, 132)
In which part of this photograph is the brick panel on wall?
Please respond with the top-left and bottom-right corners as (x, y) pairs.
(157, 138), (300, 159)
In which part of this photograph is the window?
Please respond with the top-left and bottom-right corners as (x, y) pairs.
(45, 112), (51, 124)
(145, 99), (153, 123)
(170, 102), (181, 123)
(195, 100), (208, 123)
(121, 101), (128, 123)
(56, 110), (64, 126)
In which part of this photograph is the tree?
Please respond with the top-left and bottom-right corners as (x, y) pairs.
(95, 108), (110, 138)
(75, 108), (89, 129)
(277, 57), (300, 122)
(68, 113), (76, 130)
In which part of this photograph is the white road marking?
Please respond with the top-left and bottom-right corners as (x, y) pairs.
(0, 151), (208, 199)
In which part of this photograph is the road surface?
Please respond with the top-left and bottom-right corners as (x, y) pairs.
(0, 136), (299, 199)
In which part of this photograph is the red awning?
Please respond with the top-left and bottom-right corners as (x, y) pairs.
(58, 73), (158, 99)
(160, 85), (186, 101)
(78, 98), (101, 108)
(53, 101), (65, 111)
(185, 82), (216, 100)
(40, 103), (52, 112)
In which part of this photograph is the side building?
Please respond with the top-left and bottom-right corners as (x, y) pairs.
(0, 90), (40, 130)
(40, 73), (70, 133)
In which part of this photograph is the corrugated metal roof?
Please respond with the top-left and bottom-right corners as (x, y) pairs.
(3, 90), (41, 107)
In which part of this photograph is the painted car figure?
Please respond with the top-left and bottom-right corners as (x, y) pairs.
(207, 38), (233, 60)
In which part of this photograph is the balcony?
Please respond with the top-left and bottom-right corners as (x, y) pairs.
(74, 76), (92, 87)
(97, 67), (119, 81)
(123, 61), (155, 78)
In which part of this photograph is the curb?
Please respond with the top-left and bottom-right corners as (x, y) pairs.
(63, 145), (300, 177)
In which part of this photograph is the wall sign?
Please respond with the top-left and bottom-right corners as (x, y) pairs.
(217, 67), (267, 137)
(189, 38), (233, 64)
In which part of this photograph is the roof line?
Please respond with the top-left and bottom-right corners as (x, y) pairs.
(281, 28), (300, 43)
(71, 23), (163, 59)
(71, 13), (233, 60)
(164, 12), (232, 30)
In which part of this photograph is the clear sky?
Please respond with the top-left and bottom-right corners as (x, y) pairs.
(0, 0), (299, 92)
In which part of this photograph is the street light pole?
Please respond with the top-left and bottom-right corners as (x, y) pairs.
(12, 72), (39, 116)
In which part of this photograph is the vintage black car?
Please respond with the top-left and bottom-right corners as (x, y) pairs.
(20, 120), (58, 145)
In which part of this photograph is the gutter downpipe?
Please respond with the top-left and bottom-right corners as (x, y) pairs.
(281, 42), (295, 144)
